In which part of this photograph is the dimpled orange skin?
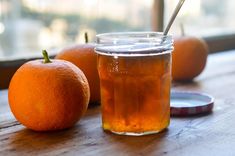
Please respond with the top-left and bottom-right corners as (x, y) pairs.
(56, 44), (100, 103)
(8, 59), (90, 131)
(172, 36), (208, 81)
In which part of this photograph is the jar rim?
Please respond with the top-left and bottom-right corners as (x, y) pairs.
(95, 31), (173, 57)
(96, 31), (171, 39)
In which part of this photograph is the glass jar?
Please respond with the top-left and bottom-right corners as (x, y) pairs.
(95, 32), (173, 136)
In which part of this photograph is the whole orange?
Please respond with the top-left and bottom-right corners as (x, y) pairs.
(172, 36), (209, 81)
(8, 50), (90, 131)
(56, 43), (100, 103)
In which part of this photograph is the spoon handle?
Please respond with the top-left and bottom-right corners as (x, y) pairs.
(163, 0), (186, 36)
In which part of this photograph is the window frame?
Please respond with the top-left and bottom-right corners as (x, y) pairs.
(1, 0), (235, 89)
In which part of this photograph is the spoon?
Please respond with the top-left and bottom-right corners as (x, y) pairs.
(163, 0), (186, 36)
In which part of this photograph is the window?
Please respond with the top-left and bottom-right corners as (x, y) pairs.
(165, 0), (235, 37)
(1, 0), (235, 60)
(0, 0), (154, 59)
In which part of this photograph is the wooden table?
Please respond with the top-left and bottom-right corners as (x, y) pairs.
(1, 50), (235, 156)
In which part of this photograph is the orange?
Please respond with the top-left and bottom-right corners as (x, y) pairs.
(172, 36), (209, 81)
(8, 50), (90, 131)
(56, 43), (100, 103)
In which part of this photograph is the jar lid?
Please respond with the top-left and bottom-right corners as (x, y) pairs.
(170, 91), (214, 116)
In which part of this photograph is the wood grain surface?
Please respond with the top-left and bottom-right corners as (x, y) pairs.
(1, 50), (235, 156)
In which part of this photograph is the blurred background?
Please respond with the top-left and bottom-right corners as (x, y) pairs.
(0, 0), (235, 59)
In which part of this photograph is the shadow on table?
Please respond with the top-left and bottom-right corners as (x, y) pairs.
(102, 129), (169, 155)
(172, 80), (202, 89)
(7, 125), (80, 153)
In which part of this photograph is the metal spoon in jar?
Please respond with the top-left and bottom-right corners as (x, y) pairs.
(163, 0), (186, 36)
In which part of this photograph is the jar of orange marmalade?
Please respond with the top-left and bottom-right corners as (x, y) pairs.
(95, 32), (173, 136)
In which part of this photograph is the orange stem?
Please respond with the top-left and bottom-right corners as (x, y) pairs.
(42, 50), (51, 63)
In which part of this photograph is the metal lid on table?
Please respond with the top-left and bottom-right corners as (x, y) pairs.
(170, 91), (214, 116)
